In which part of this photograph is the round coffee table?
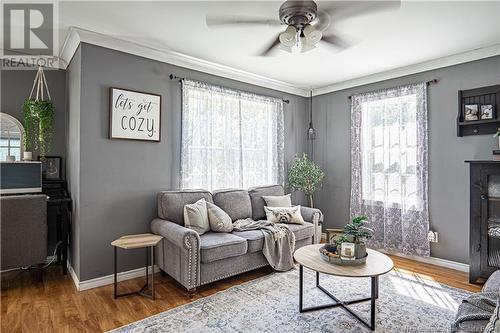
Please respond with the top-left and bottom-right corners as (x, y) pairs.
(294, 244), (394, 331)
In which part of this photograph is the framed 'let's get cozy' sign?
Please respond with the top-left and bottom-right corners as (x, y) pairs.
(109, 87), (162, 142)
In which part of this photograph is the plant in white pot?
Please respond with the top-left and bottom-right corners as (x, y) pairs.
(343, 215), (374, 259)
(287, 153), (325, 208)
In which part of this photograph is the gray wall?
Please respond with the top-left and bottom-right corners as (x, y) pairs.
(1, 66), (67, 255)
(66, 46), (82, 277)
(68, 43), (309, 281)
(312, 55), (500, 264)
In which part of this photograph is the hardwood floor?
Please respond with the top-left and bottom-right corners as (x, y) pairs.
(1, 256), (481, 333)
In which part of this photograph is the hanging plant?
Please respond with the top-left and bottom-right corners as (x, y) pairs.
(23, 67), (54, 159)
(23, 99), (53, 157)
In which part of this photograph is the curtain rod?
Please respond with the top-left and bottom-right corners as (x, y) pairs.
(169, 74), (290, 104)
(347, 79), (439, 100)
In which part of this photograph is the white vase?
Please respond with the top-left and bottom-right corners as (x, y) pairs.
(23, 151), (33, 161)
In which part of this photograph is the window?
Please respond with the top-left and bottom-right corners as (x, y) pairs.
(0, 113), (24, 161)
(350, 83), (430, 256)
(360, 94), (419, 209)
(181, 80), (284, 191)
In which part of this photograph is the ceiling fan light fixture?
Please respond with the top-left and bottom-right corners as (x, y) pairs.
(299, 36), (316, 53)
(279, 25), (297, 47)
(303, 24), (322, 45)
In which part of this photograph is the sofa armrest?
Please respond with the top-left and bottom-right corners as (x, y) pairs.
(300, 206), (324, 244)
(151, 218), (200, 289)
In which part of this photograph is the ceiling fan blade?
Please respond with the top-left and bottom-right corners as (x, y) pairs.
(206, 16), (282, 28)
(321, 34), (350, 50)
(312, 10), (331, 32)
(257, 34), (282, 56)
(319, 1), (401, 23)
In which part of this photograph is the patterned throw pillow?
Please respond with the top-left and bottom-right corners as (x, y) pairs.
(262, 194), (292, 207)
(264, 206), (304, 225)
(484, 299), (500, 333)
(206, 202), (233, 233)
(184, 198), (210, 235)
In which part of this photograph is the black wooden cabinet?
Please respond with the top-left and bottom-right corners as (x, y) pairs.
(468, 161), (500, 283)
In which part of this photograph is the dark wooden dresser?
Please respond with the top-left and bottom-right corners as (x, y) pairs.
(467, 160), (500, 283)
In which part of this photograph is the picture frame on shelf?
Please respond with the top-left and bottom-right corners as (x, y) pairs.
(464, 104), (479, 121)
(481, 104), (495, 120)
(38, 156), (62, 180)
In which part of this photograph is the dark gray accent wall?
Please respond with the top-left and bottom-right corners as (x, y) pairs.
(1, 65), (67, 255)
(312, 55), (500, 264)
(68, 43), (309, 281)
(1, 67), (66, 163)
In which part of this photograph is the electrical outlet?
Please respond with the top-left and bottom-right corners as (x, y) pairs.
(427, 230), (438, 243)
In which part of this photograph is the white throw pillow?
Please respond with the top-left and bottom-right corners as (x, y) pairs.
(264, 206), (304, 225)
(184, 198), (210, 235)
(206, 202), (233, 233)
(262, 194), (292, 207)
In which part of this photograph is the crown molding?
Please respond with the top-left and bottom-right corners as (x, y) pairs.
(60, 27), (500, 99)
(312, 44), (500, 96)
(59, 27), (310, 97)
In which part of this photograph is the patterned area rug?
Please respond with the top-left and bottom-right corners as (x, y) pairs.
(110, 267), (470, 333)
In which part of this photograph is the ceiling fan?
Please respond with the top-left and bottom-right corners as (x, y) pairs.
(206, 0), (400, 56)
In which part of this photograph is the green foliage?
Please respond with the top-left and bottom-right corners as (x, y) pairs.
(343, 215), (374, 243)
(287, 153), (325, 199)
(331, 234), (351, 247)
(23, 99), (54, 158)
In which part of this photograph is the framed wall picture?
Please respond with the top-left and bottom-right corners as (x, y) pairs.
(109, 87), (161, 141)
(38, 156), (62, 180)
(481, 104), (495, 120)
(464, 104), (479, 121)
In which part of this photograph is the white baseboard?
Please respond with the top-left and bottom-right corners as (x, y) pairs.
(321, 232), (469, 273)
(68, 264), (160, 291)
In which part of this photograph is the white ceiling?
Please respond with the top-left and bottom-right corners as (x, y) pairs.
(58, 1), (500, 91)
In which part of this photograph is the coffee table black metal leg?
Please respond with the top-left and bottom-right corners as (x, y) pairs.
(114, 247), (118, 299)
(298, 266), (378, 331)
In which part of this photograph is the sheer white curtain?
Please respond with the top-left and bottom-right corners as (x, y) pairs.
(181, 80), (284, 191)
(350, 83), (430, 256)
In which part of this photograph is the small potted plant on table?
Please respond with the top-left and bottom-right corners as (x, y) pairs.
(343, 215), (374, 259)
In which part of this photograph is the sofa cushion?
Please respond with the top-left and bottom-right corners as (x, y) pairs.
(212, 189), (252, 221)
(483, 270), (500, 293)
(286, 222), (314, 241)
(232, 230), (265, 253)
(200, 232), (248, 263)
(232, 222), (314, 253)
(158, 190), (213, 225)
(249, 185), (285, 220)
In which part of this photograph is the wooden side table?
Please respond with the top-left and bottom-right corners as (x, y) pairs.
(111, 233), (163, 300)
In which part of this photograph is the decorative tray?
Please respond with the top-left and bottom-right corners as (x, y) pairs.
(319, 245), (368, 266)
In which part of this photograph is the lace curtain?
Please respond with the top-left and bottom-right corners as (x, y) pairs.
(181, 80), (284, 191)
(350, 83), (430, 256)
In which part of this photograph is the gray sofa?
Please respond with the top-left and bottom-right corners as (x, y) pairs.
(151, 184), (323, 295)
(453, 270), (500, 332)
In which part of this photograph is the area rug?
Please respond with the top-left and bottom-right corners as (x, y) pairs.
(109, 267), (470, 333)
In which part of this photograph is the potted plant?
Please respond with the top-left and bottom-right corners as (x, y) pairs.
(23, 67), (54, 160)
(23, 99), (53, 159)
(287, 153), (325, 208)
(343, 215), (374, 259)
